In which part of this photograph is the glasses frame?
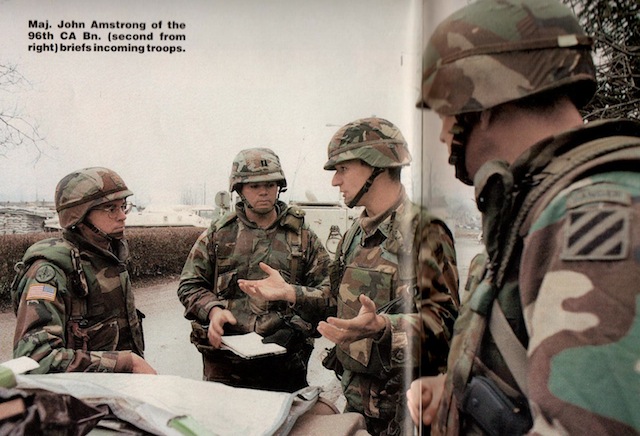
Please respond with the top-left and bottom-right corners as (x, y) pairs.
(93, 202), (134, 219)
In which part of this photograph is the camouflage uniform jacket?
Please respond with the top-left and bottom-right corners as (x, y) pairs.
(436, 119), (640, 435)
(178, 201), (331, 340)
(12, 228), (144, 373)
(332, 190), (459, 424)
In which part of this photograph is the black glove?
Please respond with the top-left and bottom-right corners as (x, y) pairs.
(262, 328), (296, 349)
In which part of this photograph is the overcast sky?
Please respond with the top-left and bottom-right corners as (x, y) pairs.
(1, 0), (472, 210)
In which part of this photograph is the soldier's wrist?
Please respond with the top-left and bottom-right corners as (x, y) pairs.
(208, 305), (225, 321)
(373, 314), (388, 341)
(285, 284), (297, 303)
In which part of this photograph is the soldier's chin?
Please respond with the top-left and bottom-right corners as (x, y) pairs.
(109, 230), (125, 239)
(252, 205), (275, 215)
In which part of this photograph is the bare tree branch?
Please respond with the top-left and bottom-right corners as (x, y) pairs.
(0, 63), (46, 160)
(562, 0), (640, 120)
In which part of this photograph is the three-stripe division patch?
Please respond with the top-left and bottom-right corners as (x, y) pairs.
(561, 208), (629, 260)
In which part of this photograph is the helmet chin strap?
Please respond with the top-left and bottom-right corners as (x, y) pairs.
(347, 167), (385, 208)
(83, 220), (118, 241)
(238, 189), (280, 214)
(448, 117), (474, 186)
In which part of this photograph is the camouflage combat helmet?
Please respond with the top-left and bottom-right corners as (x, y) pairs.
(229, 147), (287, 193)
(324, 117), (411, 171)
(419, 0), (596, 116)
(55, 167), (133, 229)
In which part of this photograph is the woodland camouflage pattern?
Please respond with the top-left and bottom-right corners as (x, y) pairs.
(55, 167), (133, 229)
(178, 202), (331, 331)
(422, 2), (639, 434)
(419, 0), (596, 115)
(422, 0), (640, 435)
(12, 230), (144, 373)
(333, 193), (459, 435)
(177, 201), (331, 390)
(323, 117), (411, 170)
(435, 120), (640, 436)
(228, 147), (287, 192)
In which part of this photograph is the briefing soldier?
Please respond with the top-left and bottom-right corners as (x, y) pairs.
(315, 117), (459, 435)
(12, 167), (157, 374)
(411, 0), (640, 434)
(177, 147), (331, 393)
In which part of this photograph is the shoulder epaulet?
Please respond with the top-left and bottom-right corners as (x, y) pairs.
(287, 205), (306, 218)
(283, 206), (305, 231)
(11, 237), (89, 313)
(22, 237), (76, 273)
(211, 211), (238, 232)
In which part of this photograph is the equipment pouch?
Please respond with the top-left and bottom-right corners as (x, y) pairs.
(462, 376), (532, 436)
(190, 321), (217, 355)
(321, 346), (344, 379)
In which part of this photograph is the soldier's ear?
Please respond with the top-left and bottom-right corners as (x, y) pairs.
(479, 109), (494, 130)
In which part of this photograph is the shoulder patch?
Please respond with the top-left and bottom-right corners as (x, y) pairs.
(566, 185), (631, 210)
(35, 264), (56, 283)
(26, 283), (57, 301)
(561, 207), (630, 261)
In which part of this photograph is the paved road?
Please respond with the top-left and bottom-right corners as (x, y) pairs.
(0, 234), (483, 409)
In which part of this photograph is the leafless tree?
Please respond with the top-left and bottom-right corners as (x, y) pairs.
(562, 0), (640, 120)
(0, 63), (46, 159)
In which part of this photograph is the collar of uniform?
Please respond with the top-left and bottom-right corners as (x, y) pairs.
(359, 187), (407, 238)
(235, 200), (287, 230)
(64, 225), (129, 262)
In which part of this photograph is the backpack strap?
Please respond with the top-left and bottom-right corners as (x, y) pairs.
(67, 245), (89, 332)
(496, 134), (640, 288)
(489, 299), (529, 395)
(207, 212), (238, 294)
(488, 134), (640, 395)
(330, 219), (361, 294)
(283, 206), (309, 285)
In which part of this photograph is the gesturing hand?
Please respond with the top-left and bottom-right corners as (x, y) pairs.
(237, 262), (296, 303)
(317, 294), (386, 345)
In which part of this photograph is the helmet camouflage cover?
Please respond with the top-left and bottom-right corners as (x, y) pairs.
(55, 167), (133, 229)
(324, 117), (411, 170)
(419, 0), (596, 116)
(229, 147), (287, 193)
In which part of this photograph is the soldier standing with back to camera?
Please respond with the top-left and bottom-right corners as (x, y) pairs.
(12, 167), (156, 374)
(177, 147), (331, 393)
(408, 0), (640, 434)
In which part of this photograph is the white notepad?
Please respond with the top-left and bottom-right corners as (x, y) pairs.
(1, 356), (39, 374)
(221, 332), (286, 359)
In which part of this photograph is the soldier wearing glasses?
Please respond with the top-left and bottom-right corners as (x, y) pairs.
(12, 167), (157, 374)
